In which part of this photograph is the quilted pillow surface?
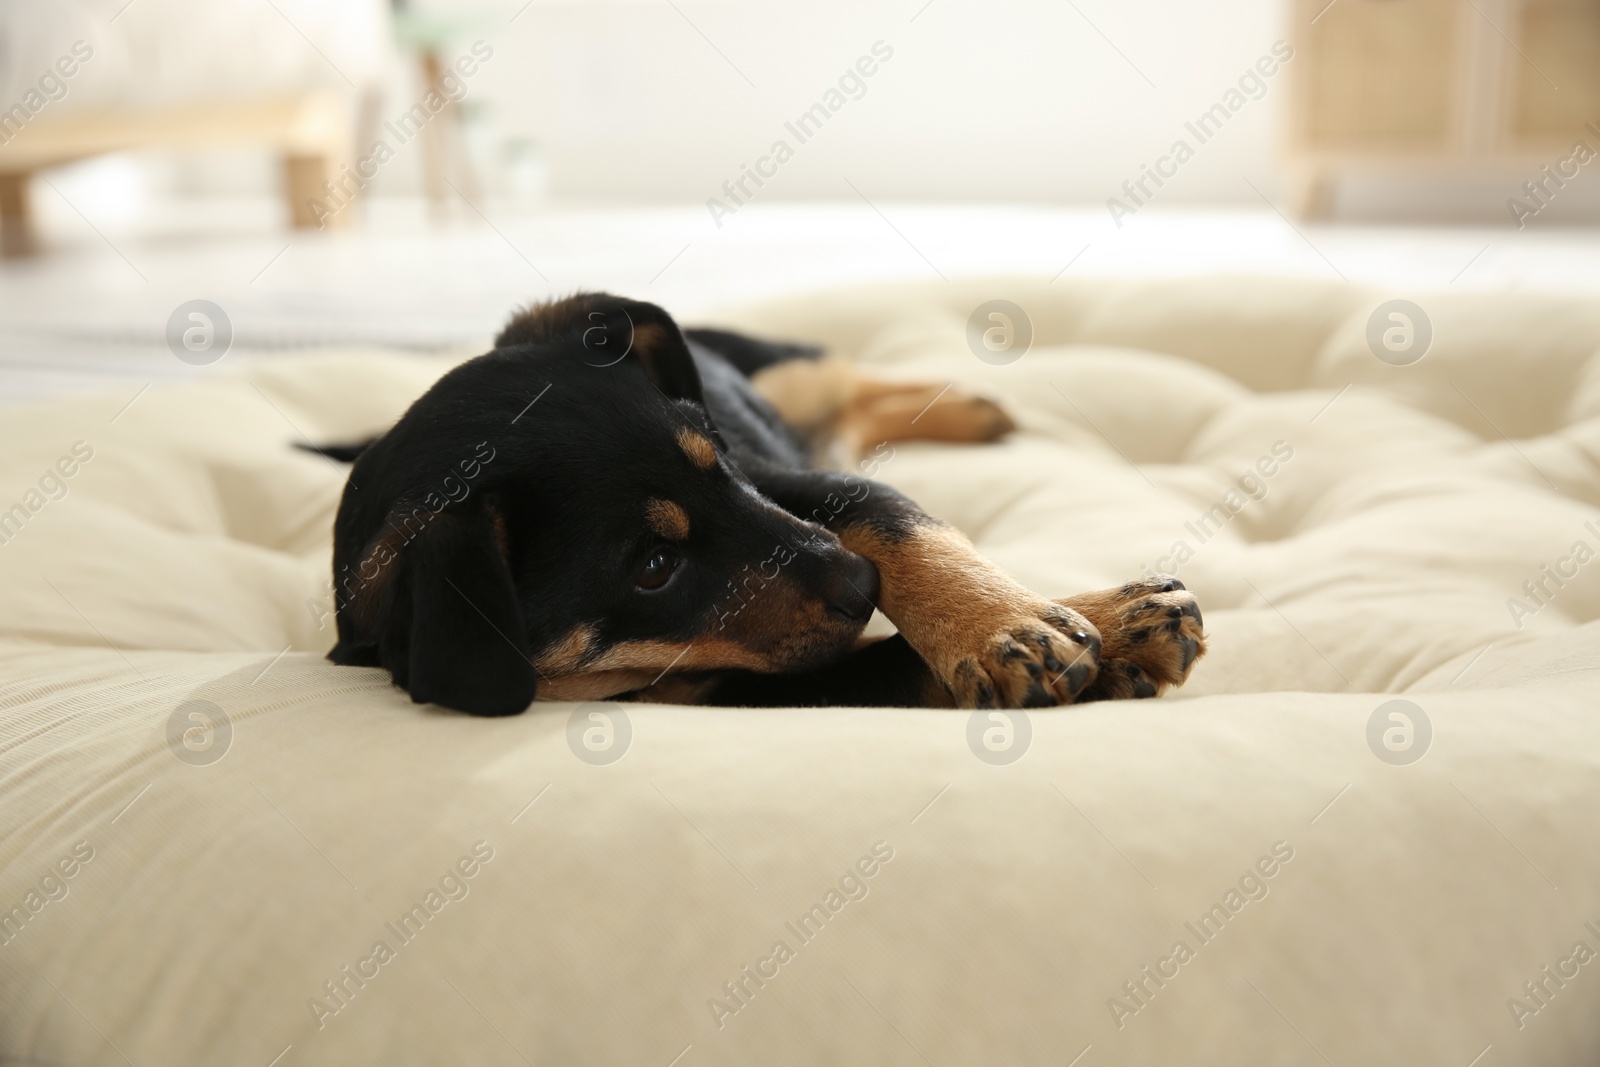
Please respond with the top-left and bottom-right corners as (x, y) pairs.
(1, 276), (1597, 1067)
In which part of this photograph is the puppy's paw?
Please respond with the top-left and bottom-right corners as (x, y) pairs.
(913, 387), (1015, 443)
(1056, 576), (1206, 702)
(849, 522), (1101, 709)
(936, 600), (1103, 708)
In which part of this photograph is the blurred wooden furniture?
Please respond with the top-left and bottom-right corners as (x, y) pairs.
(1285, 0), (1600, 217)
(390, 4), (486, 220)
(0, 94), (350, 256)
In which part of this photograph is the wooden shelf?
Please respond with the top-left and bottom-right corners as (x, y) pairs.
(1284, 0), (1600, 216)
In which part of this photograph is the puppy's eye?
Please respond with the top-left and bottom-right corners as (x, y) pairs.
(635, 548), (679, 591)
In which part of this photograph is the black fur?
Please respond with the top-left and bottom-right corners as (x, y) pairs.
(324, 293), (939, 715)
(295, 440), (374, 463)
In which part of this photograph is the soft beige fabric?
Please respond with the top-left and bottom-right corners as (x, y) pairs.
(1, 276), (1597, 1066)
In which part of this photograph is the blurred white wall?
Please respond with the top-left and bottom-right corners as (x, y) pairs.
(468, 0), (1288, 204)
(12, 0), (1598, 221)
(12, 0), (1293, 207)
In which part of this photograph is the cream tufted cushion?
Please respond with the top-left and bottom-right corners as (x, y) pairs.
(1, 277), (1597, 1066)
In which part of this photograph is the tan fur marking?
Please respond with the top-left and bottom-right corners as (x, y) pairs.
(537, 671), (719, 703)
(840, 523), (1099, 706)
(645, 499), (691, 541)
(538, 670), (660, 701)
(841, 525), (1034, 651)
(535, 623), (597, 675)
(629, 675), (720, 705)
(529, 554), (867, 699)
(490, 508), (511, 559)
(751, 357), (857, 430)
(583, 638), (772, 675)
(676, 428), (717, 470)
(1057, 586), (1140, 624)
(834, 387), (1014, 452)
(1057, 580), (1207, 700)
(630, 319), (667, 357)
(534, 623), (850, 701)
(751, 357), (1015, 464)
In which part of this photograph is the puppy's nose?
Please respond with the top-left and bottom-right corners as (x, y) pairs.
(825, 552), (880, 623)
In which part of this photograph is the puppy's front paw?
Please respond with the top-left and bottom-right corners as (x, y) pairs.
(845, 522), (1104, 709)
(1057, 576), (1206, 702)
(936, 600), (1103, 708)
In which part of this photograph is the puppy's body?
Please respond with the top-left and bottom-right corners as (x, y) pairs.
(326, 294), (1205, 716)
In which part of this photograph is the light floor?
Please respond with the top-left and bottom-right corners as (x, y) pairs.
(3, 195), (1599, 407)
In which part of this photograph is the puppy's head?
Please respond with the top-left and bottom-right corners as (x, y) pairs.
(327, 293), (879, 715)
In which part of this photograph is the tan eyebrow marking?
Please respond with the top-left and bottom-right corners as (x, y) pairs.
(645, 498), (690, 541)
(676, 428), (717, 470)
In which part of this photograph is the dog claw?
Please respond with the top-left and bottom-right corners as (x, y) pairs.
(1062, 660), (1093, 697)
(1023, 682), (1054, 707)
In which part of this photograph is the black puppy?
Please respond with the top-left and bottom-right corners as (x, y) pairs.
(325, 293), (1205, 716)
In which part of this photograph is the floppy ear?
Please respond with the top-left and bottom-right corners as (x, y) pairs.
(374, 508), (538, 717)
(616, 300), (704, 405)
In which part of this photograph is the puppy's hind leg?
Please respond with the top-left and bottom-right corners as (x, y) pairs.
(832, 381), (1014, 456)
(750, 357), (1015, 464)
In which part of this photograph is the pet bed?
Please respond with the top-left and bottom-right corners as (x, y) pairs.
(1, 275), (1597, 1065)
